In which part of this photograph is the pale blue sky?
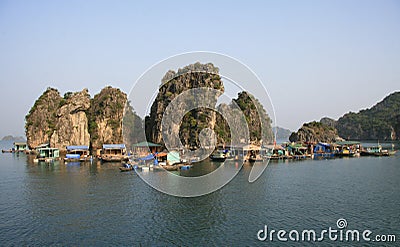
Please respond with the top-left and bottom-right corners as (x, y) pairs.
(0, 0), (399, 137)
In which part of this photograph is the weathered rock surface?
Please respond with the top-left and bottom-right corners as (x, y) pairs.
(320, 117), (336, 128)
(88, 86), (127, 151)
(50, 89), (91, 150)
(289, 121), (342, 143)
(233, 91), (273, 144)
(145, 62), (224, 149)
(25, 86), (128, 151)
(215, 91), (273, 145)
(25, 88), (62, 149)
(123, 102), (145, 150)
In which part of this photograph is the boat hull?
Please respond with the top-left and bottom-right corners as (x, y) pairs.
(210, 157), (226, 162)
(101, 155), (129, 162)
(119, 167), (133, 172)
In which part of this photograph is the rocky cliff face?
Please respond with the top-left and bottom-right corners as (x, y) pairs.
(320, 117), (336, 128)
(215, 92), (273, 145)
(50, 89), (91, 149)
(88, 86), (127, 150)
(25, 88), (62, 149)
(145, 62), (224, 148)
(123, 102), (145, 150)
(233, 91), (273, 144)
(289, 121), (342, 143)
(25, 86), (127, 150)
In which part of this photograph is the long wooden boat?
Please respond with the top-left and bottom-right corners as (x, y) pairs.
(161, 165), (179, 171)
(101, 154), (129, 162)
(360, 146), (381, 156)
(373, 150), (396, 157)
(119, 166), (133, 172)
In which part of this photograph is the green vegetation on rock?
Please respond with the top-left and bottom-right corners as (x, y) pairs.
(123, 101), (145, 150)
(289, 121), (341, 143)
(25, 87), (62, 148)
(336, 92), (400, 140)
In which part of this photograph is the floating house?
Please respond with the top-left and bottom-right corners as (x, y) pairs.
(132, 141), (162, 157)
(335, 141), (361, 157)
(270, 145), (288, 160)
(313, 142), (335, 158)
(34, 147), (60, 163)
(287, 143), (310, 159)
(167, 151), (181, 165)
(13, 142), (28, 152)
(64, 145), (91, 162)
(243, 144), (265, 162)
(101, 144), (128, 162)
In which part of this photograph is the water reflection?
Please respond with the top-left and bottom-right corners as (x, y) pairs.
(0, 142), (399, 245)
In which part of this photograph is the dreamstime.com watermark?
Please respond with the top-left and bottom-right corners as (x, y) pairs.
(257, 218), (396, 243)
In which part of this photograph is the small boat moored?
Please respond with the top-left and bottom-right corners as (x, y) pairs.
(119, 163), (133, 172)
(210, 150), (226, 162)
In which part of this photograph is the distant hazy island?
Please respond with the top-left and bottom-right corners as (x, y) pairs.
(272, 126), (292, 141)
(1, 135), (26, 142)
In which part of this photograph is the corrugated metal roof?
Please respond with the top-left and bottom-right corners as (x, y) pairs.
(317, 142), (331, 147)
(335, 141), (360, 145)
(13, 142), (27, 145)
(66, 145), (89, 151)
(102, 144), (126, 149)
(132, 141), (161, 147)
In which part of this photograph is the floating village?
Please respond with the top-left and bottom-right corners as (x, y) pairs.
(2, 64), (399, 173)
(2, 139), (397, 173)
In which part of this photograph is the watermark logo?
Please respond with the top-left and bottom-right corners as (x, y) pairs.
(123, 51), (276, 197)
(257, 218), (396, 243)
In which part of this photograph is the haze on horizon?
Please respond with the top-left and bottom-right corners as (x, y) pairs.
(0, 0), (399, 138)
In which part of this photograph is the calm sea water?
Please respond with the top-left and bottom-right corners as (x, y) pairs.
(0, 140), (399, 246)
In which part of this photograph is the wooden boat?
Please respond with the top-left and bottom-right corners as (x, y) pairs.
(373, 149), (396, 157)
(248, 154), (264, 162)
(119, 164), (133, 172)
(102, 154), (129, 162)
(360, 147), (378, 156)
(161, 164), (179, 171)
(210, 150), (226, 162)
(337, 149), (356, 157)
(2, 149), (13, 153)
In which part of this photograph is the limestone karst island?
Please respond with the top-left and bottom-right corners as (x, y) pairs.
(6, 62), (399, 170)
